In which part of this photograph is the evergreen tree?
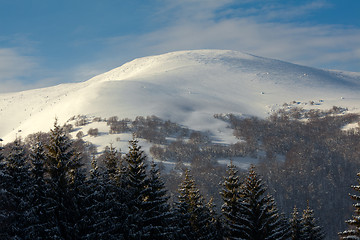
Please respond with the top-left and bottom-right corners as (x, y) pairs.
(103, 144), (119, 180)
(240, 165), (290, 240)
(301, 203), (325, 240)
(84, 156), (129, 240)
(115, 153), (129, 189)
(0, 137), (3, 161)
(174, 169), (218, 240)
(289, 206), (304, 240)
(0, 139), (33, 239)
(30, 140), (46, 184)
(123, 138), (150, 239)
(45, 120), (83, 239)
(80, 156), (103, 239)
(27, 139), (60, 239)
(125, 138), (149, 200)
(0, 138), (4, 176)
(0, 138), (11, 239)
(220, 162), (247, 239)
(68, 162), (88, 238)
(206, 197), (225, 240)
(340, 172), (360, 239)
(141, 161), (174, 240)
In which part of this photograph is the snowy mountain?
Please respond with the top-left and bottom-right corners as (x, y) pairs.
(1, 49), (360, 147)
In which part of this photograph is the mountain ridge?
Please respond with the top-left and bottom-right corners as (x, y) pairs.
(1, 49), (360, 143)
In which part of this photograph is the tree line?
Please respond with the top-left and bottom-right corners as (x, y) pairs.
(215, 106), (360, 238)
(1, 120), (360, 239)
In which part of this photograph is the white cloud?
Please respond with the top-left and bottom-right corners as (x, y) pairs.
(156, 0), (234, 22)
(100, 0), (360, 72)
(0, 48), (66, 93)
(241, 0), (332, 21)
(0, 48), (39, 93)
(0, 48), (36, 79)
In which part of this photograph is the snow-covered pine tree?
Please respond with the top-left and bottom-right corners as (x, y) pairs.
(240, 165), (290, 240)
(30, 139), (46, 187)
(174, 169), (218, 240)
(301, 203), (325, 240)
(289, 206), (304, 240)
(83, 156), (129, 240)
(45, 120), (84, 239)
(174, 169), (200, 240)
(68, 160), (88, 238)
(98, 144), (132, 239)
(0, 138), (3, 161)
(27, 139), (60, 239)
(0, 138), (11, 240)
(79, 156), (102, 239)
(125, 138), (148, 196)
(115, 153), (129, 189)
(339, 172), (360, 239)
(123, 138), (150, 239)
(103, 144), (119, 180)
(220, 162), (247, 239)
(206, 197), (225, 240)
(0, 139), (33, 239)
(141, 161), (174, 240)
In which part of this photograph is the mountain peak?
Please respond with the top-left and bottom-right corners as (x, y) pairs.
(87, 49), (255, 84)
(0, 49), (359, 142)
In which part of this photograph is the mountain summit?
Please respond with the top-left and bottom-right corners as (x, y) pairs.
(1, 49), (359, 142)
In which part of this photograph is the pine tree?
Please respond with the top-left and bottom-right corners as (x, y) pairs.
(289, 206), (304, 240)
(122, 138), (151, 239)
(84, 156), (129, 240)
(220, 162), (247, 239)
(141, 161), (174, 240)
(174, 169), (217, 240)
(206, 197), (225, 240)
(46, 120), (82, 189)
(80, 156), (103, 239)
(125, 138), (149, 200)
(0, 138), (11, 240)
(0, 139), (33, 239)
(103, 144), (119, 180)
(0, 137), (3, 161)
(98, 145), (132, 239)
(301, 203), (325, 240)
(27, 139), (60, 239)
(174, 169), (200, 240)
(240, 165), (290, 240)
(340, 172), (360, 239)
(45, 120), (84, 239)
(68, 163), (88, 238)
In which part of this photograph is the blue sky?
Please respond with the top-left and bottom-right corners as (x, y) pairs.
(0, 0), (359, 93)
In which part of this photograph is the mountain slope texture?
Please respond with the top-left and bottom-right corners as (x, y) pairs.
(1, 49), (360, 142)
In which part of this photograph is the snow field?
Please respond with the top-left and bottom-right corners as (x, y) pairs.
(0, 49), (360, 169)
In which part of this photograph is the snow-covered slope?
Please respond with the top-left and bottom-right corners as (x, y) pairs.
(1, 49), (360, 143)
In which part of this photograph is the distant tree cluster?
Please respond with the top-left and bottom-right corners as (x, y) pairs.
(87, 128), (99, 137)
(74, 115), (88, 127)
(100, 108), (360, 239)
(216, 106), (360, 238)
(0, 122), (328, 239)
(107, 115), (191, 144)
(2, 104), (359, 239)
(107, 116), (130, 134)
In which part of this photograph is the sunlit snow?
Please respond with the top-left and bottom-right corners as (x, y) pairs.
(1, 49), (359, 147)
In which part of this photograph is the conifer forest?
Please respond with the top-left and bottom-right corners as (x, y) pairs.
(2, 106), (360, 239)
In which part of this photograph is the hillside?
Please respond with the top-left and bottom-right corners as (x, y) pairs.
(1, 49), (360, 238)
(1, 49), (360, 145)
